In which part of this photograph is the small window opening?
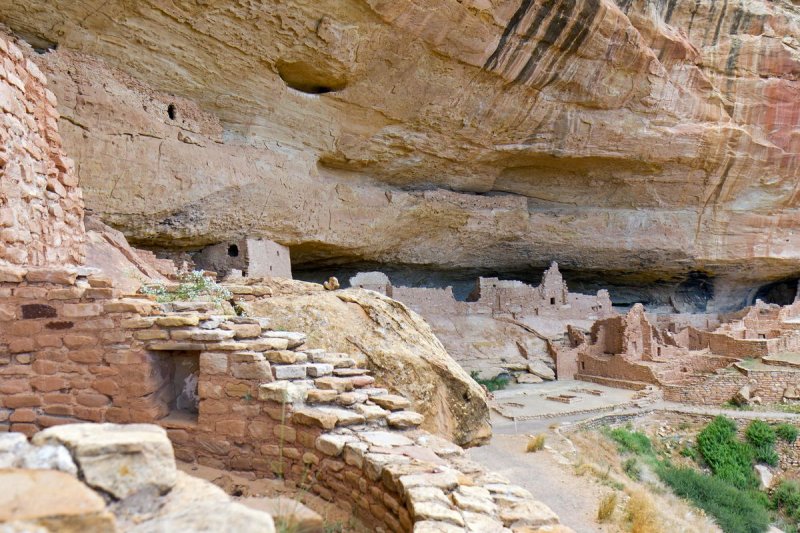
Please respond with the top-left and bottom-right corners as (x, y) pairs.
(228, 244), (239, 257)
(167, 104), (177, 120)
(154, 351), (200, 425)
(758, 333), (766, 339)
(657, 347), (662, 356)
(580, 361), (585, 370)
(550, 297), (556, 305)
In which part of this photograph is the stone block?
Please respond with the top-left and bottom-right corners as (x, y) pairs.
(258, 381), (307, 404)
(33, 423), (177, 499)
(272, 365), (307, 380)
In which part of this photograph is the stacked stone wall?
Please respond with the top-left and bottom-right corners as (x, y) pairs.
(0, 265), (564, 531)
(0, 36), (84, 266)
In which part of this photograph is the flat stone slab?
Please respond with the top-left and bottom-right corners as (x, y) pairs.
(359, 431), (414, 448)
(371, 394), (410, 411)
(239, 496), (318, 532)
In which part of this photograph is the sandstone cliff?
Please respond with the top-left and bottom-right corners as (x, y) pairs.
(0, 0), (798, 305)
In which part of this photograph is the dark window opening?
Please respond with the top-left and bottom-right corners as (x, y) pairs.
(657, 347), (662, 357)
(758, 333), (766, 339)
(228, 244), (239, 257)
(550, 297), (556, 305)
(167, 104), (177, 120)
(153, 351), (200, 425)
(580, 361), (585, 371)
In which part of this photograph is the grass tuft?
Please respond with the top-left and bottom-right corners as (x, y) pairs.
(526, 434), (546, 453)
(597, 492), (617, 522)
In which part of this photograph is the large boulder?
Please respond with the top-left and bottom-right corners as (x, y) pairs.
(33, 423), (177, 499)
(0, 469), (116, 532)
(242, 288), (491, 446)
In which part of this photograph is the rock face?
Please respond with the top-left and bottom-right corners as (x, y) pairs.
(242, 288), (492, 447)
(1, 0), (799, 299)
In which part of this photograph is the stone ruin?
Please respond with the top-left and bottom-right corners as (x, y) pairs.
(350, 263), (614, 381)
(558, 299), (800, 407)
(0, 35), (569, 532)
(194, 238), (292, 279)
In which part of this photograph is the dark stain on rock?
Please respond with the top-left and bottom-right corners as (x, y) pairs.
(21, 304), (57, 319)
(485, 0), (536, 70)
(45, 321), (74, 330)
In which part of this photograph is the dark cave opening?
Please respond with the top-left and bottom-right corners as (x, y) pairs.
(753, 278), (799, 306)
(167, 104), (177, 120)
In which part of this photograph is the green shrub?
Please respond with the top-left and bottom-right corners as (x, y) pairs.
(745, 421), (776, 449)
(140, 271), (232, 305)
(745, 421), (780, 465)
(775, 423), (799, 443)
(680, 444), (698, 461)
(655, 463), (770, 533)
(697, 416), (757, 490)
(772, 480), (800, 522)
(469, 371), (510, 392)
(607, 427), (652, 456)
(623, 457), (641, 481)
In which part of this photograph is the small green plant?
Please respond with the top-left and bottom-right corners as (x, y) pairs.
(140, 270), (232, 305)
(606, 427), (653, 456)
(623, 457), (642, 481)
(775, 423), (799, 443)
(745, 420), (779, 466)
(597, 492), (617, 522)
(697, 416), (757, 490)
(680, 444), (698, 460)
(655, 462), (770, 533)
(772, 480), (800, 522)
(526, 434), (546, 453)
(469, 370), (510, 392)
(745, 421), (776, 449)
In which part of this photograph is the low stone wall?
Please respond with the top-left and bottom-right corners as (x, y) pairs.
(0, 36), (84, 266)
(663, 371), (748, 404)
(0, 264), (567, 532)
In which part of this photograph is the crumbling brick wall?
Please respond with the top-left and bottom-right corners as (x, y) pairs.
(0, 36), (84, 266)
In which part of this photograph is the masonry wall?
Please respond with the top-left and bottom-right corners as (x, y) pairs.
(0, 36), (84, 266)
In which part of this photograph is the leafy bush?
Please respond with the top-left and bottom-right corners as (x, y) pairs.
(697, 416), (757, 490)
(655, 463), (770, 533)
(775, 423), (799, 443)
(772, 480), (800, 522)
(607, 427), (652, 456)
(140, 271), (232, 305)
(623, 457), (642, 481)
(745, 421), (779, 465)
(597, 492), (617, 522)
(745, 421), (776, 449)
(526, 434), (546, 453)
(469, 370), (510, 392)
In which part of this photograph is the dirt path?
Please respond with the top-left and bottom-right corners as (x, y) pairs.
(467, 431), (618, 533)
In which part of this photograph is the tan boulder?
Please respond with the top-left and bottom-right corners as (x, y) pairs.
(0, 469), (116, 532)
(32, 423), (177, 499)
(242, 288), (490, 446)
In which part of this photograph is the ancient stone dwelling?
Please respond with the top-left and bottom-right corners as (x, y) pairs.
(0, 36), (566, 532)
(193, 238), (292, 279)
(350, 263), (613, 378)
(564, 300), (800, 406)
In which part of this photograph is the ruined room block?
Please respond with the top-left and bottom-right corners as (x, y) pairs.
(193, 238), (292, 279)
